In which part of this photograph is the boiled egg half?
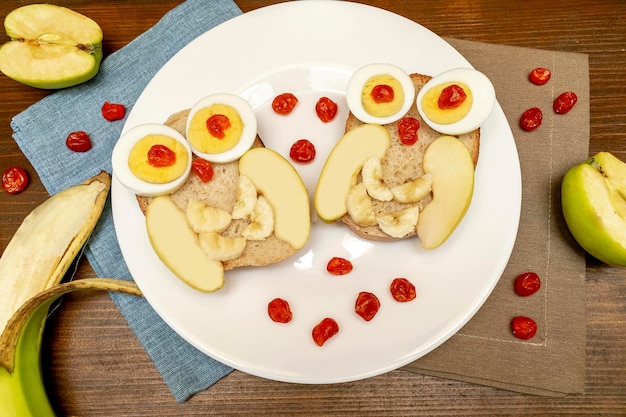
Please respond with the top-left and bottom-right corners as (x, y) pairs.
(416, 67), (496, 135)
(185, 93), (257, 163)
(112, 123), (192, 197)
(346, 63), (416, 125)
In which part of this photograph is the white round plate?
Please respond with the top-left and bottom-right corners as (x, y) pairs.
(112, 1), (521, 383)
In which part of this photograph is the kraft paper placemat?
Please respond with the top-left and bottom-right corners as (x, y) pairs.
(403, 38), (589, 396)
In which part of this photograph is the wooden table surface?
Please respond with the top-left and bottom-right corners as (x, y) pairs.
(1, 0), (625, 415)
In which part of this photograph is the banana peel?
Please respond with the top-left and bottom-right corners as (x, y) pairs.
(0, 171), (143, 416)
(0, 278), (141, 416)
(0, 171), (110, 335)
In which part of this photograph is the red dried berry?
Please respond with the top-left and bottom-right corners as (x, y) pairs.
(191, 158), (214, 183)
(520, 107), (543, 131)
(268, 298), (292, 323)
(315, 97), (338, 123)
(312, 317), (339, 346)
(553, 91), (578, 114)
(289, 139), (316, 164)
(355, 292), (380, 322)
(511, 316), (537, 340)
(66, 131), (92, 152)
(272, 93), (298, 115)
(2, 166), (29, 194)
(326, 257), (353, 276)
(514, 272), (541, 296)
(101, 101), (126, 121)
(390, 278), (416, 302)
(529, 68), (551, 85)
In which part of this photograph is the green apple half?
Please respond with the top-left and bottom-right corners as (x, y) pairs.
(0, 4), (103, 89)
(561, 151), (626, 267)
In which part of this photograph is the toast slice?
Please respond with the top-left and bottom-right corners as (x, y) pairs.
(338, 73), (480, 242)
(136, 109), (296, 270)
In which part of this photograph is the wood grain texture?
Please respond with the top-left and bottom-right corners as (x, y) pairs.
(1, 0), (625, 415)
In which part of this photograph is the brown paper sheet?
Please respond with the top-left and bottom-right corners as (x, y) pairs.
(402, 39), (589, 396)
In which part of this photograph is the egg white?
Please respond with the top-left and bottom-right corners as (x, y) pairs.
(185, 93), (257, 163)
(112, 123), (192, 197)
(346, 63), (416, 125)
(416, 67), (496, 135)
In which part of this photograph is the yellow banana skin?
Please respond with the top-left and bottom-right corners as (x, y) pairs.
(0, 278), (142, 417)
(0, 171), (142, 416)
(0, 171), (111, 335)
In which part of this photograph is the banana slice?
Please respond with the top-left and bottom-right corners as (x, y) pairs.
(346, 182), (377, 226)
(186, 198), (232, 233)
(198, 232), (247, 261)
(376, 206), (420, 238)
(232, 175), (257, 219)
(390, 174), (433, 203)
(242, 195), (274, 240)
(362, 157), (393, 201)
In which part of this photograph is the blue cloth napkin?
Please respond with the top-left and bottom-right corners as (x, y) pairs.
(10, 0), (242, 403)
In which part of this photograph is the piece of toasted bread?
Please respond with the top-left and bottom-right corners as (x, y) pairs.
(136, 109), (296, 270)
(338, 73), (480, 242)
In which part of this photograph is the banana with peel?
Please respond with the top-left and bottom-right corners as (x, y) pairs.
(0, 171), (142, 417)
(0, 278), (141, 416)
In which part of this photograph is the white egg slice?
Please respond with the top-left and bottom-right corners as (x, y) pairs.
(346, 63), (416, 125)
(112, 123), (192, 197)
(416, 67), (496, 135)
(185, 93), (257, 163)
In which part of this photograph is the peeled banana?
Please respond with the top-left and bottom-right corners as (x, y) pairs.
(242, 195), (275, 240)
(0, 171), (142, 416)
(346, 182), (377, 226)
(362, 157), (393, 201)
(199, 232), (247, 261)
(376, 206), (420, 238)
(390, 174), (433, 203)
(186, 198), (232, 233)
(231, 175), (257, 219)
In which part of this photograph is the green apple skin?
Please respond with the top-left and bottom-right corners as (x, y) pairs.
(0, 4), (103, 89)
(561, 153), (626, 267)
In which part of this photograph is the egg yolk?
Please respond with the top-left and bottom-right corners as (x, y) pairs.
(187, 104), (243, 154)
(128, 134), (188, 184)
(421, 82), (473, 125)
(361, 74), (404, 117)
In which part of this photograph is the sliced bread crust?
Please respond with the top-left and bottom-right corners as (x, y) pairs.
(338, 73), (480, 242)
(136, 109), (296, 270)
